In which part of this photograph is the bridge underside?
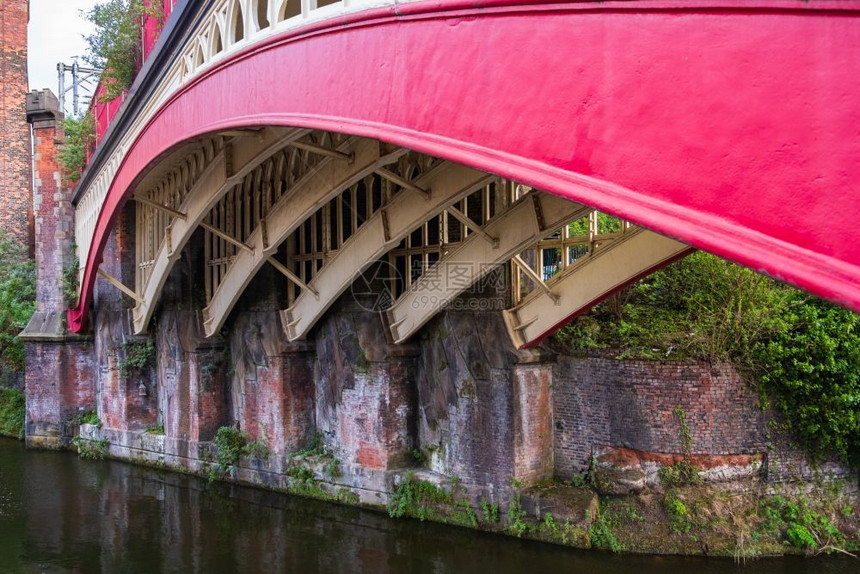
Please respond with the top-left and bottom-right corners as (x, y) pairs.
(122, 127), (688, 348)
(70, 1), (860, 337)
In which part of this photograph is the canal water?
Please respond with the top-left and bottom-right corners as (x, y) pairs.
(0, 438), (855, 573)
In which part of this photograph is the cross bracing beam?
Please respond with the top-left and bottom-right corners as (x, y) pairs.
(280, 164), (496, 341)
(386, 193), (591, 344)
(131, 127), (311, 333)
(200, 139), (409, 336)
(503, 228), (692, 349)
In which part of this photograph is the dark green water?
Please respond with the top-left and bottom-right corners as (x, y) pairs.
(0, 438), (855, 573)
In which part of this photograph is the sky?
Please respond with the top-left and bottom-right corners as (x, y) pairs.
(28, 0), (98, 111)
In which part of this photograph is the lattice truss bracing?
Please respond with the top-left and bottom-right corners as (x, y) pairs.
(127, 129), (689, 348)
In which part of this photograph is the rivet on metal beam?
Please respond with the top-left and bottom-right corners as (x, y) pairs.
(375, 168), (430, 199)
(290, 140), (354, 163)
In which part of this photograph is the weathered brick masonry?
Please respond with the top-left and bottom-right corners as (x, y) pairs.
(22, 90), (97, 448)
(552, 355), (769, 478)
(0, 0), (33, 253)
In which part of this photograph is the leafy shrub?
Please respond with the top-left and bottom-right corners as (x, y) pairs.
(84, 0), (163, 102)
(589, 505), (621, 552)
(118, 339), (155, 377)
(209, 426), (247, 482)
(59, 113), (95, 183)
(0, 387), (25, 439)
(753, 294), (859, 464)
(0, 232), (35, 374)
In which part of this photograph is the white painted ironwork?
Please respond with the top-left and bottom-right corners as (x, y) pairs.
(385, 193), (591, 344)
(504, 228), (692, 348)
(74, 0), (414, 299)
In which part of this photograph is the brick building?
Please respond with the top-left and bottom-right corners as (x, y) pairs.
(0, 0), (33, 254)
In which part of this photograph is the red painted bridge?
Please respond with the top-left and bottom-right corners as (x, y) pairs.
(69, 0), (860, 347)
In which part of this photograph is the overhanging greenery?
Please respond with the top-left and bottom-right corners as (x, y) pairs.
(84, 0), (162, 103)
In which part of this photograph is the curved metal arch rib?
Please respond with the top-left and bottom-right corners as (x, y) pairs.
(503, 229), (693, 349)
(200, 138), (409, 336)
(132, 127), (310, 333)
(385, 193), (591, 344)
(280, 163), (496, 341)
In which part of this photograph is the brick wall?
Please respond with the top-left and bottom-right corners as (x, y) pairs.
(0, 0), (33, 253)
(552, 356), (769, 478)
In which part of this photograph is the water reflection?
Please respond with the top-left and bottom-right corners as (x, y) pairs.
(0, 439), (855, 573)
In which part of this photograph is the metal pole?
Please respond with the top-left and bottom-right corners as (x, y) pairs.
(72, 61), (80, 117)
(57, 63), (66, 115)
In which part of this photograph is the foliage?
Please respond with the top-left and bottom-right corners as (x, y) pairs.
(665, 492), (693, 534)
(290, 431), (325, 458)
(145, 422), (164, 435)
(389, 471), (452, 519)
(118, 339), (155, 377)
(0, 387), (25, 439)
(552, 251), (860, 465)
(388, 472), (477, 527)
(481, 498), (500, 523)
(61, 240), (80, 308)
(70, 410), (102, 428)
(589, 504), (621, 552)
(752, 294), (860, 465)
(209, 426), (247, 482)
(208, 426), (275, 483)
(324, 457), (341, 479)
(73, 436), (110, 460)
(59, 113), (95, 183)
(506, 478), (528, 537)
(411, 448), (426, 465)
(244, 437), (269, 460)
(287, 464), (315, 483)
(0, 232), (35, 373)
(658, 405), (702, 487)
(83, 0), (163, 102)
(760, 494), (847, 555)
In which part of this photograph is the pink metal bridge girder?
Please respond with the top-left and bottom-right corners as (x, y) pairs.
(68, 0), (860, 333)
